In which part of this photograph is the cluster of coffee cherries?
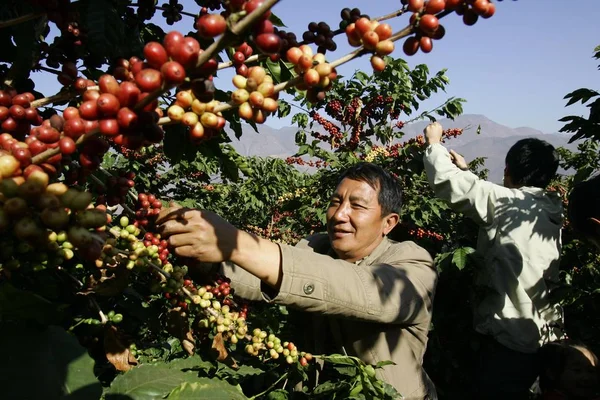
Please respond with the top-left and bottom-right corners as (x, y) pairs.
(141, 230), (170, 265)
(0, 90), (42, 138)
(246, 330), (312, 366)
(231, 42), (254, 77)
(103, 217), (163, 271)
(0, 225), (81, 273)
(167, 87), (225, 142)
(364, 146), (392, 163)
(442, 127), (464, 139)
(231, 66), (279, 124)
(134, 192), (163, 228)
(285, 46), (338, 103)
(302, 21), (337, 54)
(408, 227), (444, 241)
(95, 171), (136, 207)
(273, 28), (300, 58)
(0, 169), (108, 264)
(402, 0), (495, 55)
(345, 18), (394, 72)
(56, 61), (83, 87)
(310, 111), (342, 146)
(339, 7), (368, 30)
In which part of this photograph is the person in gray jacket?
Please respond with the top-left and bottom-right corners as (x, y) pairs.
(422, 122), (564, 399)
(157, 162), (438, 399)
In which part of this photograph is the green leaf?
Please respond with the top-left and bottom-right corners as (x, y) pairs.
(321, 354), (360, 366)
(265, 57), (282, 83)
(0, 324), (101, 400)
(269, 13), (286, 27)
(292, 113), (308, 129)
(215, 363), (265, 380)
(375, 360), (396, 369)
(10, 18), (40, 81)
(166, 379), (248, 399)
(563, 88), (600, 106)
(80, 0), (126, 60)
(312, 380), (352, 396)
(167, 355), (216, 374)
(0, 282), (64, 325)
(106, 364), (201, 399)
(451, 247), (475, 270)
(266, 389), (289, 400)
(163, 124), (199, 163)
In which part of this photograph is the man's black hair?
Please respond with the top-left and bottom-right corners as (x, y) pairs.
(336, 162), (402, 216)
(568, 174), (600, 240)
(505, 138), (559, 188)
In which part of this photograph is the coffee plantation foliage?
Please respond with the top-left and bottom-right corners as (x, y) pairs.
(0, 0), (598, 399)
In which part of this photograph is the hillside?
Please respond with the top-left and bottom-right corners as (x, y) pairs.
(226, 114), (579, 183)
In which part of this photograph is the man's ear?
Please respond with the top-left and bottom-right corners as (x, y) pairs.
(590, 217), (600, 227)
(383, 213), (400, 236)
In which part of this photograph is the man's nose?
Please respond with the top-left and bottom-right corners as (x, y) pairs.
(331, 202), (350, 221)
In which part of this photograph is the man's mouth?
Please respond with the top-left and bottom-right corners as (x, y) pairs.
(330, 228), (352, 238)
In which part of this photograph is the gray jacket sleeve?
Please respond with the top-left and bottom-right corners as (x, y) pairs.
(423, 143), (516, 226)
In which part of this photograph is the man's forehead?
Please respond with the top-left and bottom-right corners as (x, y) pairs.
(331, 179), (380, 204)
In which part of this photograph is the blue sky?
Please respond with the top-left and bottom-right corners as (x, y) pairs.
(32, 0), (600, 133)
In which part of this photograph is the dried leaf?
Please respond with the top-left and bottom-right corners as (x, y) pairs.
(166, 308), (195, 355)
(182, 339), (195, 356)
(80, 267), (131, 296)
(104, 325), (137, 371)
(211, 333), (229, 362)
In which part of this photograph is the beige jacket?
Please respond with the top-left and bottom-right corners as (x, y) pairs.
(423, 143), (564, 353)
(221, 234), (438, 399)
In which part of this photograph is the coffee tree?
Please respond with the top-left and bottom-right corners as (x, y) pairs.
(0, 0), (513, 398)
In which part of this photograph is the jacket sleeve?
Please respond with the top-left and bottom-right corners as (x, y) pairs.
(264, 240), (437, 326)
(423, 143), (515, 226)
(219, 261), (265, 302)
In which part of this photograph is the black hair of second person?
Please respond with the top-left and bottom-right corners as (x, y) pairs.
(336, 162), (403, 216)
(537, 339), (596, 391)
(568, 174), (600, 238)
(505, 138), (559, 188)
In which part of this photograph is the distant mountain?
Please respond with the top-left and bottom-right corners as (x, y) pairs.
(226, 114), (580, 184)
(226, 124), (298, 157)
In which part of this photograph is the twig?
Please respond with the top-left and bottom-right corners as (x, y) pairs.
(31, 86), (99, 108)
(0, 13), (45, 29)
(248, 372), (289, 400)
(90, 296), (109, 324)
(376, 8), (406, 22)
(88, 173), (106, 190)
(130, 3), (198, 19)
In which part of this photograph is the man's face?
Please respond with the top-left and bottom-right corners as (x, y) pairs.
(326, 178), (397, 262)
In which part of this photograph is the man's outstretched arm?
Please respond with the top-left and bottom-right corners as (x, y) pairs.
(157, 205), (284, 289)
(422, 122), (514, 226)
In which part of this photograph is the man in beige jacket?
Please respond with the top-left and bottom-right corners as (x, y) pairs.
(158, 162), (438, 399)
(422, 122), (564, 399)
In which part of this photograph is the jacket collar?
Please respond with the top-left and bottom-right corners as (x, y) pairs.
(359, 236), (392, 266)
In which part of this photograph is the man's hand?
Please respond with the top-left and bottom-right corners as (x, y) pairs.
(157, 204), (239, 263)
(449, 149), (469, 171)
(157, 203), (283, 289)
(424, 121), (443, 145)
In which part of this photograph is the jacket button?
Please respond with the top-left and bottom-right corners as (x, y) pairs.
(303, 283), (315, 295)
